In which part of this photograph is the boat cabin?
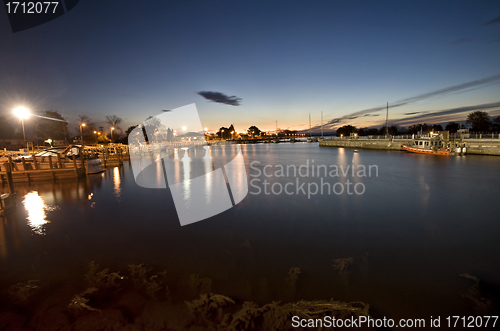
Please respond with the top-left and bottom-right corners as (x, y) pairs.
(414, 139), (443, 149)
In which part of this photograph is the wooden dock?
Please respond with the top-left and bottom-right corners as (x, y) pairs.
(1, 154), (86, 186)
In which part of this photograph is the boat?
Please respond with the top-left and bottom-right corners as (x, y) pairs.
(4, 145), (104, 174)
(401, 143), (451, 156)
(401, 136), (466, 156)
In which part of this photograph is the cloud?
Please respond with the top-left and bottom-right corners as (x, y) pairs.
(391, 101), (500, 126)
(404, 112), (421, 115)
(197, 91), (242, 106)
(314, 73), (500, 130)
(482, 15), (500, 27)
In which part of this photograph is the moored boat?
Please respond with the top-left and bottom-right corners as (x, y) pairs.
(401, 136), (466, 156)
(401, 144), (451, 155)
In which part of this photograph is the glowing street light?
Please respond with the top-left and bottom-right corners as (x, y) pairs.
(80, 123), (86, 144)
(13, 106), (30, 141)
(111, 127), (115, 142)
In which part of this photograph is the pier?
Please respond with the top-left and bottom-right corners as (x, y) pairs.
(319, 134), (500, 156)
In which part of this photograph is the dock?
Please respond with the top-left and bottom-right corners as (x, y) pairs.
(1, 154), (86, 185)
(319, 134), (500, 156)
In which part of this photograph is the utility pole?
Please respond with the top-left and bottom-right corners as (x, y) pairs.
(385, 102), (389, 136)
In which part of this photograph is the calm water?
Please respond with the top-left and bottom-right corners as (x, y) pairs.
(1, 143), (499, 329)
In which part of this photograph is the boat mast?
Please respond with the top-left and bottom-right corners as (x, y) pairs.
(309, 113), (311, 137)
(385, 102), (389, 136)
(321, 111), (323, 138)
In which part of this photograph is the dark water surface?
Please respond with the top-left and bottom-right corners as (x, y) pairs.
(1, 143), (499, 328)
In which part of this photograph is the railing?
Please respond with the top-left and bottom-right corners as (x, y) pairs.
(464, 133), (500, 139)
(325, 133), (500, 140)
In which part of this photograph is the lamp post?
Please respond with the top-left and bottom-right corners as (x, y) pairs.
(13, 107), (30, 143)
(80, 123), (86, 144)
(231, 130), (235, 140)
(111, 127), (115, 142)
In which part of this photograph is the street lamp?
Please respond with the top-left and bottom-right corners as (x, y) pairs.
(80, 123), (86, 144)
(231, 130), (235, 140)
(111, 127), (115, 142)
(13, 106), (30, 142)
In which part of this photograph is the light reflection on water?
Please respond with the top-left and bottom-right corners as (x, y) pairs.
(0, 144), (499, 323)
(113, 167), (121, 200)
(22, 191), (55, 235)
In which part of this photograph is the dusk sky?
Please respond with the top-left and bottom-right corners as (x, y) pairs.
(1, 0), (500, 134)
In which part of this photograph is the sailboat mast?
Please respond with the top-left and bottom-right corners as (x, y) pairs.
(385, 102), (389, 136)
(309, 113), (311, 137)
(321, 111), (323, 138)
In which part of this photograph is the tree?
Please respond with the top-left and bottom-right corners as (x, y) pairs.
(378, 125), (400, 135)
(0, 115), (14, 138)
(466, 111), (491, 131)
(106, 115), (123, 133)
(34, 110), (68, 140)
(247, 125), (262, 137)
(431, 124), (443, 132)
(445, 122), (460, 133)
(336, 125), (357, 137)
(143, 116), (162, 143)
(407, 123), (430, 134)
(125, 125), (138, 136)
(217, 124), (234, 139)
(358, 127), (378, 136)
(74, 115), (98, 143)
(491, 116), (500, 131)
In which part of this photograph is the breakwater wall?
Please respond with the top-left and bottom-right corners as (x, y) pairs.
(319, 138), (500, 156)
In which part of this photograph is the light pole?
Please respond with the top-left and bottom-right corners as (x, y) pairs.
(231, 130), (235, 140)
(13, 106), (30, 143)
(111, 127), (115, 143)
(80, 123), (86, 144)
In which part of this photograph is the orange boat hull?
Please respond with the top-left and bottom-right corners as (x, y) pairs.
(401, 144), (450, 156)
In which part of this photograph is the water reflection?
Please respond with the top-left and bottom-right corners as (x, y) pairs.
(22, 192), (53, 235)
(113, 167), (122, 200)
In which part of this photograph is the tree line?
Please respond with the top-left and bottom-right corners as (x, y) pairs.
(0, 110), (124, 143)
(335, 111), (500, 137)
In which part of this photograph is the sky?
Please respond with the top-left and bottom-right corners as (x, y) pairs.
(1, 0), (500, 135)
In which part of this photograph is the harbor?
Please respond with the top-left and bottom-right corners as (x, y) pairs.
(319, 132), (500, 156)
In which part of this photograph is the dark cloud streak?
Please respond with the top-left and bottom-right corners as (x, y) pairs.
(317, 73), (500, 129)
(391, 101), (500, 126)
(197, 91), (242, 106)
(482, 15), (500, 27)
